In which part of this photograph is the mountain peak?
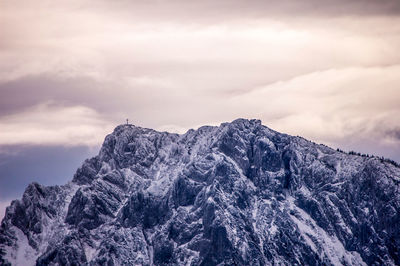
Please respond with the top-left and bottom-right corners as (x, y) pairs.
(113, 118), (263, 136)
(222, 118), (262, 127)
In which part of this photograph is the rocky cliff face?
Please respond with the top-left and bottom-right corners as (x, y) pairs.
(1, 119), (399, 265)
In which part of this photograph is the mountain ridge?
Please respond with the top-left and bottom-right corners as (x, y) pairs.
(1, 118), (399, 265)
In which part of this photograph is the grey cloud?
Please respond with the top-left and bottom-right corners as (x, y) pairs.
(0, 75), (126, 117)
(0, 73), (206, 125)
(0, 144), (97, 200)
(384, 129), (400, 141)
(392, 130), (400, 140)
(89, 0), (400, 21)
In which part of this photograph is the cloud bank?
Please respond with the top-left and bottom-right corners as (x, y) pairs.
(0, 103), (113, 146)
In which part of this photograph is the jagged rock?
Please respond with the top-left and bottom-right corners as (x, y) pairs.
(1, 119), (400, 265)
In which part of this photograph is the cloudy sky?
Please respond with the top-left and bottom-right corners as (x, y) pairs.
(1, 0), (400, 218)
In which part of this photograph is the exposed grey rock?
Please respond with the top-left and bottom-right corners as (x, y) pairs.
(1, 119), (399, 265)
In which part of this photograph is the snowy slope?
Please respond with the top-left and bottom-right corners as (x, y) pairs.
(1, 119), (399, 265)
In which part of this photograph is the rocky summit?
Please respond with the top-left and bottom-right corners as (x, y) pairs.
(1, 119), (399, 265)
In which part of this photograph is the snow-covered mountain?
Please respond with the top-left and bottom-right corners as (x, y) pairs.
(1, 119), (399, 265)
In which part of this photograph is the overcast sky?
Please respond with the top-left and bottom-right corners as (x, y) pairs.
(1, 0), (400, 219)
